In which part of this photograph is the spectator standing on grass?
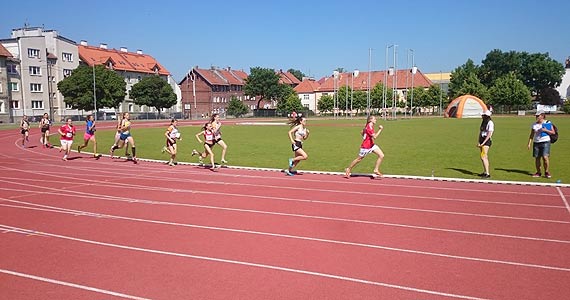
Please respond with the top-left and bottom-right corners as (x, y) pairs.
(192, 122), (218, 171)
(77, 115), (99, 158)
(210, 113), (228, 164)
(39, 113), (52, 148)
(19, 115), (30, 148)
(528, 110), (555, 178)
(58, 118), (76, 161)
(344, 115), (385, 178)
(285, 115), (309, 176)
(162, 119), (181, 166)
(477, 110), (494, 178)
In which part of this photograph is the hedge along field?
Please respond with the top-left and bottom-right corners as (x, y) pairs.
(85, 116), (570, 183)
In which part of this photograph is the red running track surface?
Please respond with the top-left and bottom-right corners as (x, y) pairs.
(1, 127), (569, 300)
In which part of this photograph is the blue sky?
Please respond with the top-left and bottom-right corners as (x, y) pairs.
(1, 0), (568, 81)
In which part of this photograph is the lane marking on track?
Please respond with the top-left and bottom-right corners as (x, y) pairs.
(557, 187), (570, 217)
(0, 269), (151, 300)
(0, 224), (489, 300)
(3, 200), (570, 272)
(1, 177), (569, 225)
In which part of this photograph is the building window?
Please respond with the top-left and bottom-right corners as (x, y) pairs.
(0, 100), (4, 113)
(0, 82), (2, 93)
(10, 82), (19, 91)
(128, 103), (133, 112)
(11, 100), (20, 109)
(303, 94), (309, 100)
(28, 48), (40, 58)
(7, 64), (17, 74)
(63, 69), (72, 77)
(29, 66), (42, 76)
(30, 83), (42, 92)
(62, 52), (73, 62)
(31, 100), (44, 109)
(65, 103), (73, 109)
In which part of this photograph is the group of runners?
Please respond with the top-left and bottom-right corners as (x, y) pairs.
(18, 109), (556, 179)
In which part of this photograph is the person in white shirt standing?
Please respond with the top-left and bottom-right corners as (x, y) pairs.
(477, 110), (494, 178)
(527, 110), (555, 178)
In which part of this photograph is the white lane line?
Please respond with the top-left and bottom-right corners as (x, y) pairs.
(0, 224), (488, 300)
(2, 201), (570, 272)
(0, 269), (151, 300)
(2, 183), (570, 246)
(1, 177), (568, 225)
(557, 187), (570, 216)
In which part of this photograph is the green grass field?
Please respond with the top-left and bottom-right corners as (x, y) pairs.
(77, 115), (569, 183)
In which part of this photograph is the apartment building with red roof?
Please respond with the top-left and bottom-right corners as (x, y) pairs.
(295, 69), (433, 113)
(179, 67), (301, 118)
(179, 66), (256, 118)
(78, 41), (181, 116)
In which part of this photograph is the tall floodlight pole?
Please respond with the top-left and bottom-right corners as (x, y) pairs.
(351, 69), (359, 118)
(92, 64), (97, 120)
(333, 70), (339, 119)
(410, 49), (416, 118)
(367, 48), (372, 117)
(392, 45), (398, 119)
(345, 72), (349, 118)
(383, 45), (389, 120)
(439, 71), (443, 116)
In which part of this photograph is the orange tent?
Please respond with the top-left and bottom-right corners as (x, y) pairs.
(445, 95), (488, 118)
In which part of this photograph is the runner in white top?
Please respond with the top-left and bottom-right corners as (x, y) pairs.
(286, 115), (309, 176)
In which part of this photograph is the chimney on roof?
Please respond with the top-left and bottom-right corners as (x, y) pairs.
(227, 66), (231, 71)
(99, 43), (107, 49)
(120, 47), (128, 53)
(80, 40), (87, 46)
(136, 49), (142, 55)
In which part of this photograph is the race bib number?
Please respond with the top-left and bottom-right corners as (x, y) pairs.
(66, 132), (73, 138)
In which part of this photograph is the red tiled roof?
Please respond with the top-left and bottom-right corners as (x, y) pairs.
(78, 45), (169, 75)
(317, 69), (432, 92)
(189, 67), (249, 86)
(278, 71), (301, 85)
(294, 79), (321, 93)
(0, 44), (12, 57)
(46, 52), (57, 59)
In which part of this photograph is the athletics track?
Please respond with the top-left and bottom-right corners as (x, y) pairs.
(0, 122), (569, 300)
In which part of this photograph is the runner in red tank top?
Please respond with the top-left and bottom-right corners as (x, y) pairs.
(344, 115), (385, 178)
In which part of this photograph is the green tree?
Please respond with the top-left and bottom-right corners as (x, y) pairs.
(371, 82), (393, 111)
(277, 93), (304, 114)
(129, 75), (177, 115)
(425, 85), (445, 113)
(536, 87), (562, 106)
(287, 68), (305, 81)
(479, 49), (522, 87)
(520, 52), (565, 96)
(448, 59), (479, 99)
(244, 67), (282, 109)
(488, 73), (531, 111)
(352, 90), (368, 114)
(227, 96), (249, 117)
(58, 65), (126, 111)
(454, 73), (490, 101)
(318, 94), (334, 113)
(336, 85), (351, 112)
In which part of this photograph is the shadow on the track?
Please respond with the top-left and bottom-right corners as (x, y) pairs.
(446, 168), (478, 176)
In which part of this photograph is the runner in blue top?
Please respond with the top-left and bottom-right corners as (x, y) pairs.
(77, 115), (99, 158)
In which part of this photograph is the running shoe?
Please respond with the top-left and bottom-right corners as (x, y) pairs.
(480, 173), (491, 179)
(168, 161), (175, 166)
(288, 158), (294, 168)
(285, 170), (294, 176)
(191, 149), (199, 156)
(545, 172), (552, 179)
(161, 146), (167, 153)
(77, 145), (81, 153)
(532, 172), (541, 178)
(198, 156), (204, 164)
(221, 159), (228, 164)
